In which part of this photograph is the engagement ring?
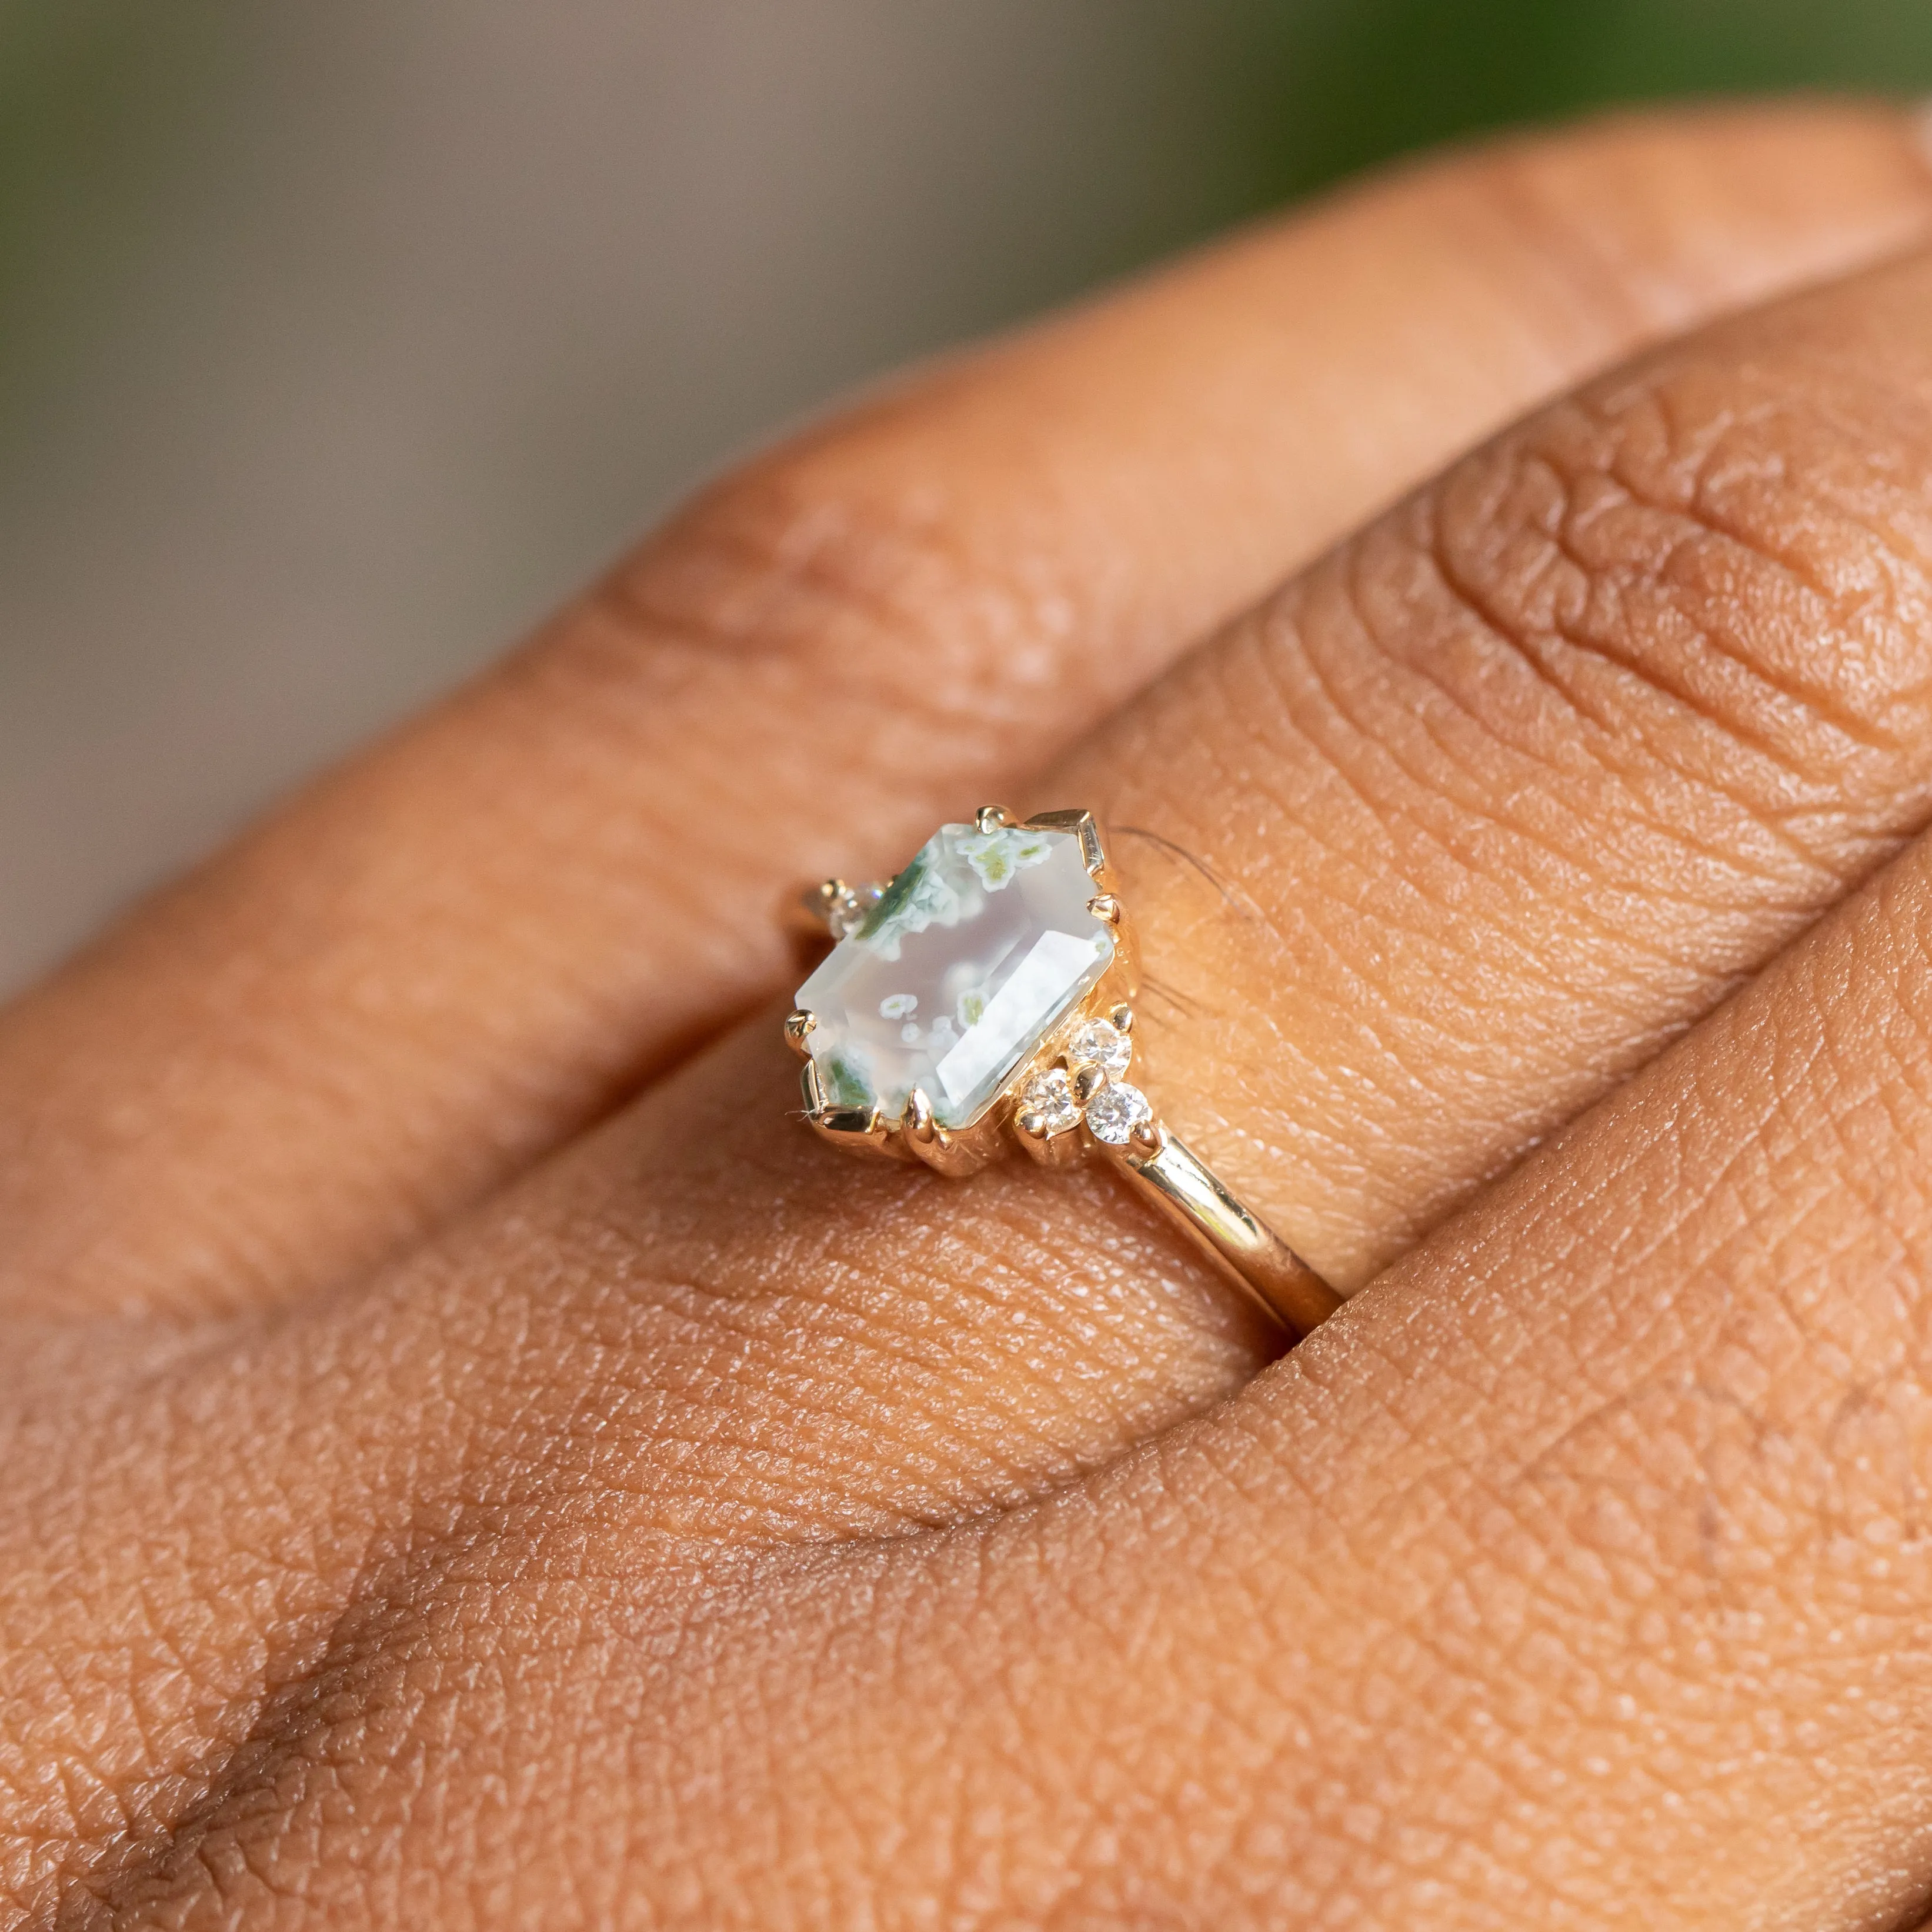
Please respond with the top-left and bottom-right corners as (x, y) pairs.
(786, 807), (1341, 1337)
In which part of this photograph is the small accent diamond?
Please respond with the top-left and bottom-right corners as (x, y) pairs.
(827, 883), (883, 941)
(1019, 1067), (1081, 1135)
(1065, 1016), (1130, 1077)
(1085, 1080), (1152, 1146)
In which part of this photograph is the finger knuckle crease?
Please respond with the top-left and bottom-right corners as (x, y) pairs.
(572, 453), (1046, 738)
(1258, 355), (1932, 902)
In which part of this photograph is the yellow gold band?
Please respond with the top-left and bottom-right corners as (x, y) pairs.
(1103, 1126), (1341, 1336)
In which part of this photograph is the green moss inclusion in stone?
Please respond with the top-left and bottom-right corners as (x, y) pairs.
(797, 823), (1113, 1130)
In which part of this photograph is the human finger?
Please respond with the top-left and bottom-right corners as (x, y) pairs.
(76, 735), (1932, 1927)
(621, 822), (1932, 1931)
(237, 233), (1932, 1537)
(26, 237), (1932, 1911)
(16, 122), (1932, 1912)
(4, 105), (1927, 1318)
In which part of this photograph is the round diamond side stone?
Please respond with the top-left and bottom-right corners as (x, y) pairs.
(1019, 1067), (1081, 1136)
(1085, 1080), (1152, 1146)
(1065, 1016), (1130, 1077)
(826, 883), (883, 941)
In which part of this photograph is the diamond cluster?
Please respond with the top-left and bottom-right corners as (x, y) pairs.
(1018, 1014), (1153, 1150)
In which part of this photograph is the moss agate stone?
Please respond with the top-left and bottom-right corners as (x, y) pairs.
(796, 822), (1113, 1130)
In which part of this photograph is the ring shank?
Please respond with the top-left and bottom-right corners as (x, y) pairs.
(1109, 1130), (1342, 1338)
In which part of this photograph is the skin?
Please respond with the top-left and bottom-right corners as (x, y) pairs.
(5, 99), (1932, 1928)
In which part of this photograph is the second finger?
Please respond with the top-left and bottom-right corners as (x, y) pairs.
(312, 236), (1932, 1535)
(21, 188), (1932, 1906)
(4, 105), (1927, 1320)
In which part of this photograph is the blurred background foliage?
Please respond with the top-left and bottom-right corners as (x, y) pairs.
(2, 0), (1931, 990)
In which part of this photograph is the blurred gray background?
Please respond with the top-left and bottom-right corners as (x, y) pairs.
(5, 0), (1932, 995)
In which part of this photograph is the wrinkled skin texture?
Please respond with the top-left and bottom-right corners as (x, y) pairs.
(8, 102), (1932, 1929)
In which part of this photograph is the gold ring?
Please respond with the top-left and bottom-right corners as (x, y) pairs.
(785, 807), (1342, 1339)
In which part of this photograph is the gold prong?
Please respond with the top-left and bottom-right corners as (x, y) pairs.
(1087, 893), (1122, 925)
(1110, 1002), (1133, 1035)
(1071, 1063), (1107, 1106)
(800, 1060), (826, 1115)
(902, 1085), (936, 1142)
(807, 1092), (899, 1160)
(784, 1009), (817, 1057)
(1021, 808), (1106, 877)
(975, 803), (1016, 834)
(900, 1086), (962, 1172)
(1013, 1097), (1086, 1168)
(1130, 1115), (1168, 1157)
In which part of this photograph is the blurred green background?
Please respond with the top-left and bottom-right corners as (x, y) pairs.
(2, 0), (1931, 990)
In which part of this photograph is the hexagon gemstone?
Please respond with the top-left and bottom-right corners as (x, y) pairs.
(796, 822), (1115, 1130)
